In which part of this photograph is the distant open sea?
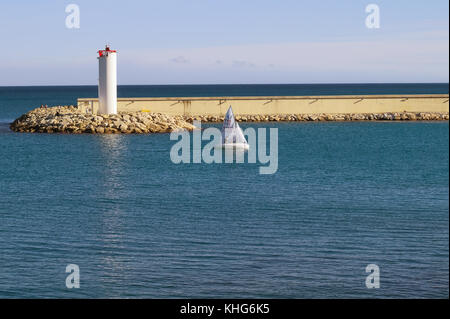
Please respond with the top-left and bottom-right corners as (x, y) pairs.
(0, 84), (448, 298)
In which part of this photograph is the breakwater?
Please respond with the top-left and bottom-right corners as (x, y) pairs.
(10, 106), (449, 134)
(10, 106), (196, 134)
(184, 111), (449, 123)
(10, 94), (449, 134)
(78, 94), (449, 116)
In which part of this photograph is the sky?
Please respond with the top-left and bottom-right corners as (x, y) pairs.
(0, 0), (448, 85)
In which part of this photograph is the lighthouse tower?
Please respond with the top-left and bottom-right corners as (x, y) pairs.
(97, 45), (117, 114)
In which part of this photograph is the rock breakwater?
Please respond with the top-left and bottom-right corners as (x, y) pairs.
(10, 106), (197, 134)
(183, 112), (449, 123)
(10, 106), (449, 134)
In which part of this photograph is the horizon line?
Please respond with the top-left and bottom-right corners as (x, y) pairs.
(0, 82), (449, 88)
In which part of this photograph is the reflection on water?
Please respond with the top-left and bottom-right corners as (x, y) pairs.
(97, 134), (127, 165)
(95, 135), (132, 290)
(97, 134), (127, 198)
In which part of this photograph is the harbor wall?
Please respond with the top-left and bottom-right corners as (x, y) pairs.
(77, 94), (449, 116)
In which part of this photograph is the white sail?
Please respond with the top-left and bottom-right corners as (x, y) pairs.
(220, 106), (249, 149)
(235, 122), (247, 144)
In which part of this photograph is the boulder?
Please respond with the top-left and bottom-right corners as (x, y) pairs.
(95, 126), (105, 134)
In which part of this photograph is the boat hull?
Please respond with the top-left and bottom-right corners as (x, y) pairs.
(215, 143), (250, 151)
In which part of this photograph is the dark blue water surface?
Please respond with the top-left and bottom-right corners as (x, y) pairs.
(0, 85), (448, 298)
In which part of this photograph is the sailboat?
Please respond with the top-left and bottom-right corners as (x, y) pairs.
(218, 106), (249, 150)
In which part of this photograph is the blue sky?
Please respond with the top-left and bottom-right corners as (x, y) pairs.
(0, 0), (448, 85)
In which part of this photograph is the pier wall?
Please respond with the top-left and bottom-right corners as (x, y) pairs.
(77, 94), (449, 116)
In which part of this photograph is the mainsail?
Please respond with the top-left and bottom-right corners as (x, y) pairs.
(221, 106), (248, 145)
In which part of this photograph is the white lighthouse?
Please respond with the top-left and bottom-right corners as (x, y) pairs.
(98, 45), (117, 114)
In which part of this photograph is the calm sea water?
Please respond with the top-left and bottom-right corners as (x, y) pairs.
(0, 84), (448, 298)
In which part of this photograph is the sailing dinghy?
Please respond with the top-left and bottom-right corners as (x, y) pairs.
(218, 106), (249, 150)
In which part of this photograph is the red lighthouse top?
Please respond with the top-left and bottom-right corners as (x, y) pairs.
(98, 45), (116, 57)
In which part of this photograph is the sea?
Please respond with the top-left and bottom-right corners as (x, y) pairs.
(0, 84), (448, 298)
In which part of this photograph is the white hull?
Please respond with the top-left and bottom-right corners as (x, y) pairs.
(215, 143), (249, 150)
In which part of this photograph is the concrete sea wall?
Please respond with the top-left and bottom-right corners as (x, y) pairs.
(77, 94), (449, 116)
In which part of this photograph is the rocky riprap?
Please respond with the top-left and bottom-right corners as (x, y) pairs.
(10, 106), (449, 134)
(10, 106), (197, 134)
(184, 112), (449, 123)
